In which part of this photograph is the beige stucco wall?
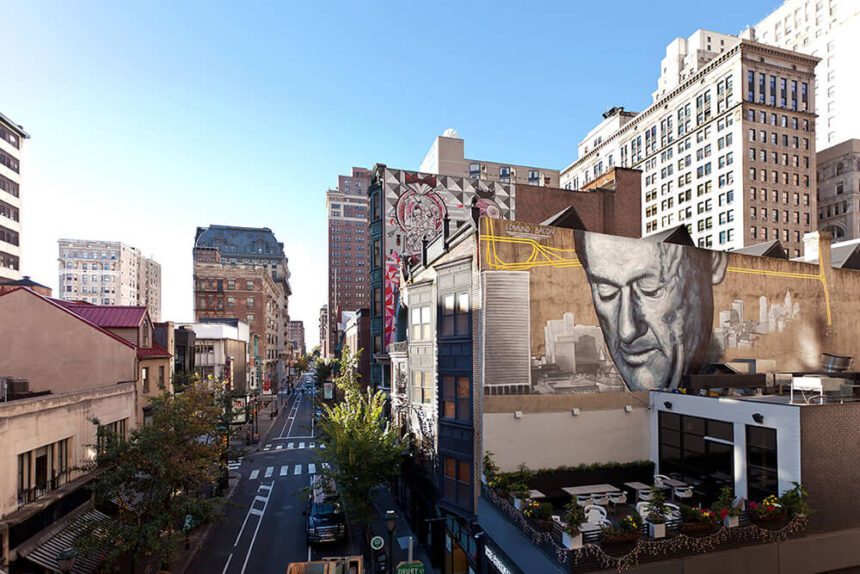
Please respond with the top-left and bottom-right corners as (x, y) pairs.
(0, 383), (136, 518)
(0, 289), (137, 392)
(483, 393), (651, 471)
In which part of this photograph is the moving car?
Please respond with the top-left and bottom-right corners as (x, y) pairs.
(305, 476), (346, 544)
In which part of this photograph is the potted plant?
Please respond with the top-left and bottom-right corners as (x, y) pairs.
(748, 495), (787, 523)
(645, 488), (669, 539)
(779, 482), (810, 518)
(679, 505), (719, 534)
(601, 514), (641, 546)
(563, 501), (586, 549)
(482, 451), (500, 487)
(713, 487), (741, 528)
(510, 482), (530, 510)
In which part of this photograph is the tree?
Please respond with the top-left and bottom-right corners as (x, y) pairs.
(78, 380), (224, 573)
(294, 354), (310, 375)
(316, 348), (402, 526)
(314, 358), (333, 386)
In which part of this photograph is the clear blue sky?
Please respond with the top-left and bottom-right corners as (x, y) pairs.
(5, 0), (777, 347)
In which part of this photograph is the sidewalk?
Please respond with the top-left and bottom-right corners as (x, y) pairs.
(368, 485), (439, 573)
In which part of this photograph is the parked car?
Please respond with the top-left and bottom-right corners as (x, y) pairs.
(305, 476), (346, 544)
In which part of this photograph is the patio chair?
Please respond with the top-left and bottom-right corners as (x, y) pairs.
(637, 488), (655, 502)
(654, 474), (671, 489)
(673, 486), (693, 501)
(584, 504), (608, 525)
(608, 491), (628, 515)
(576, 494), (593, 507)
(591, 492), (611, 507)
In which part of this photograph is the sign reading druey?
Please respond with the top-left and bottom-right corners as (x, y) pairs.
(396, 562), (425, 574)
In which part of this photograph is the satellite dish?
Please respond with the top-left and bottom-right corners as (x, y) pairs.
(442, 128), (460, 138)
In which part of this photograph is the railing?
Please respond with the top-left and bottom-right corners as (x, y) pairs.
(17, 474), (65, 507)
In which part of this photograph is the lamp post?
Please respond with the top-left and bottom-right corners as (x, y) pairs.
(385, 509), (398, 574)
(57, 547), (77, 573)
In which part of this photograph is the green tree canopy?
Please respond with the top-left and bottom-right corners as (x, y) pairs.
(78, 380), (224, 572)
(316, 347), (402, 524)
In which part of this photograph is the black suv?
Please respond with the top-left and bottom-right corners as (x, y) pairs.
(305, 478), (346, 544)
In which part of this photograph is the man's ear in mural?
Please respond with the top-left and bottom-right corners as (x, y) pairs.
(711, 250), (728, 285)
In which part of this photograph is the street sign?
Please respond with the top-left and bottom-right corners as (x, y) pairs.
(397, 562), (425, 574)
(370, 535), (385, 551)
(182, 514), (194, 532)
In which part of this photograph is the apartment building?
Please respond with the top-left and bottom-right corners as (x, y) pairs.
(58, 239), (162, 321)
(750, 0), (860, 151)
(561, 30), (819, 256)
(326, 167), (371, 358)
(419, 129), (560, 187)
(0, 113), (29, 280)
(319, 304), (328, 357)
(194, 225), (291, 392)
(287, 320), (305, 356)
(816, 139), (860, 240)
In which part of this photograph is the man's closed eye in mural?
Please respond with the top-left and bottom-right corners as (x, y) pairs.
(575, 231), (728, 391)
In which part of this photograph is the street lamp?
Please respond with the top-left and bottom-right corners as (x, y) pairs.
(385, 509), (398, 574)
(57, 547), (77, 573)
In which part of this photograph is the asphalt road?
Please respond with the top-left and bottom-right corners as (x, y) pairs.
(188, 372), (352, 574)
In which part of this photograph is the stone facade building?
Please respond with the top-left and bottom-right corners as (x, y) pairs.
(0, 112), (28, 281)
(817, 139), (860, 240)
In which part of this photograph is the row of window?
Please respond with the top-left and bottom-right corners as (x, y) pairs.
(0, 124), (21, 149)
(0, 149), (19, 173)
(749, 207), (808, 225)
(0, 250), (18, 271)
(749, 148), (809, 168)
(0, 173), (19, 197)
(196, 278), (257, 291)
(0, 224), (19, 246)
(749, 227), (805, 245)
(820, 201), (851, 220)
(749, 168), (810, 188)
(746, 108), (811, 131)
(18, 438), (71, 507)
(0, 198), (19, 221)
(746, 70), (809, 112)
(749, 188), (810, 206)
(748, 129), (810, 151)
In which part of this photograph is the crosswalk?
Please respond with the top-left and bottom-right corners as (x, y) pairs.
(227, 458), (243, 471)
(264, 442), (320, 451)
(244, 464), (325, 481)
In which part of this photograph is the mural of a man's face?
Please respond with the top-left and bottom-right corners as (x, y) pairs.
(576, 232), (727, 391)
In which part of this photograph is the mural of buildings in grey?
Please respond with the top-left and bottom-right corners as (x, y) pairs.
(532, 312), (624, 394)
(713, 291), (801, 350)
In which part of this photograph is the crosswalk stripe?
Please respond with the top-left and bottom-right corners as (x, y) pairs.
(276, 444), (283, 450)
(249, 469), (260, 480)
(308, 463), (316, 474)
(280, 465), (289, 476)
(309, 442), (315, 449)
(288, 442), (295, 449)
(322, 463), (330, 470)
(294, 465), (302, 475)
(265, 466), (274, 478)
(320, 444), (326, 449)
(299, 442), (305, 449)
(264, 444), (272, 451)
(249, 508), (264, 517)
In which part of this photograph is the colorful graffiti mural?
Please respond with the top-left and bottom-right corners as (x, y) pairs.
(479, 218), (850, 395)
(381, 169), (514, 348)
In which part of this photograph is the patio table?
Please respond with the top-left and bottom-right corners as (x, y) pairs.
(529, 489), (546, 499)
(562, 484), (620, 496)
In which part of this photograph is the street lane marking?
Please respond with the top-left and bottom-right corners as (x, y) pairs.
(294, 464), (302, 475)
(299, 442), (305, 449)
(320, 444), (326, 449)
(234, 484), (273, 547)
(258, 484), (272, 491)
(249, 469), (259, 480)
(280, 465), (289, 476)
(264, 444), (271, 451)
(308, 463), (316, 474)
(288, 442), (295, 449)
(222, 553), (233, 574)
(249, 508), (264, 517)
(240, 482), (275, 574)
(309, 442), (315, 449)
(276, 444), (283, 450)
(264, 466), (273, 478)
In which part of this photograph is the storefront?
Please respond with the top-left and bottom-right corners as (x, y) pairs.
(444, 516), (477, 574)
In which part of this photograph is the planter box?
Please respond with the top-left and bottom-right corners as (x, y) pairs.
(723, 515), (739, 528)
(563, 531), (583, 549)
(648, 521), (666, 539)
(751, 511), (787, 524)
(680, 522), (716, 534)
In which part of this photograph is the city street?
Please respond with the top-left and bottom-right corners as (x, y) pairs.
(188, 372), (352, 574)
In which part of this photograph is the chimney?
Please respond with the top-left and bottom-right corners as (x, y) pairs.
(802, 231), (832, 264)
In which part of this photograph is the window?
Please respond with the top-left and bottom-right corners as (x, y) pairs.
(443, 456), (472, 509)
(658, 412), (734, 501)
(227, 296), (236, 307)
(246, 296), (255, 308)
(246, 280), (254, 290)
(372, 239), (381, 268)
(410, 370), (432, 404)
(246, 313), (255, 322)
(747, 426), (778, 500)
(411, 306), (431, 341)
(17, 439), (72, 506)
(158, 366), (165, 389)
(373, 287), (382, 316)
(441, 292), (470, 337)
(97, 419), (128, 454)
(442, 375), (470, 422)
(142, 367), (150, 393)
(469, 162), (480, 178)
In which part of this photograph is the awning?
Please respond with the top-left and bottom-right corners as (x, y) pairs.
(16, 508), (110, 574)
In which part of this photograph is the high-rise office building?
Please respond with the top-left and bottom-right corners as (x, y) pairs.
(58, 239), (162, 321)
(749, 0), (860, 151)
(193, 225), (291, 392)
(287, 320), (306, 356)
(0, 113), (29, 280)
(561, 30), (819, 256)
(326, 167), (371, 357)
